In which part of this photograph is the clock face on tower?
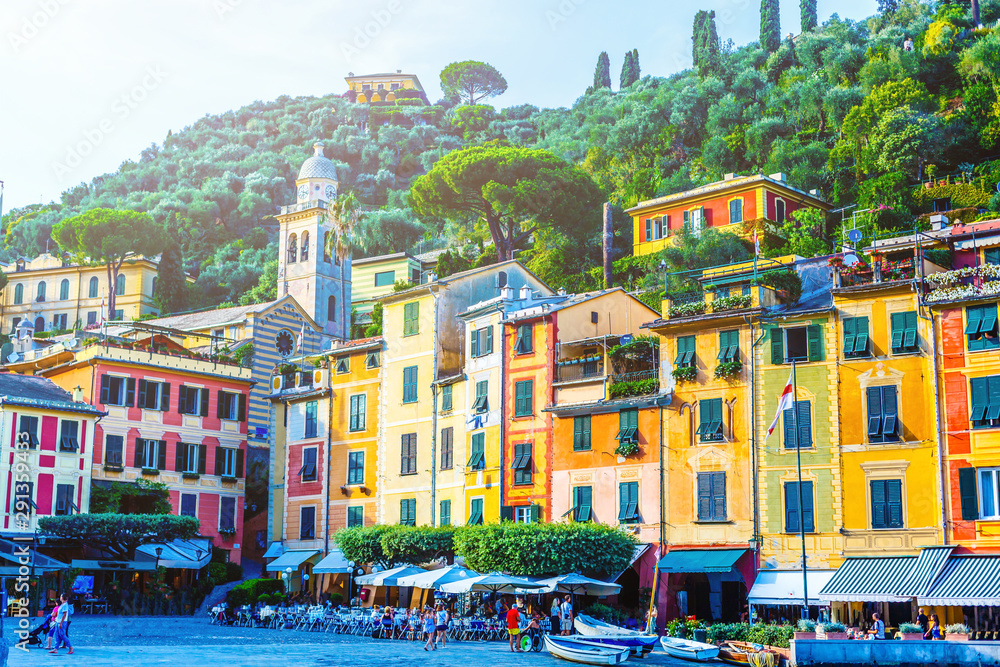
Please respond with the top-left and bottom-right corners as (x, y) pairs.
(275, 330), (295, 358)
(325, 185), (336, 200)
(297, 185), (308, 201)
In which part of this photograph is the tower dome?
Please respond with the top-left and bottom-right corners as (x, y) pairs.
(297, 142), (338, 181)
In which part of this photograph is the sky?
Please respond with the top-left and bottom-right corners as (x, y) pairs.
(0, 0), (876, 212)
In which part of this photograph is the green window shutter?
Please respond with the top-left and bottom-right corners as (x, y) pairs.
(645, 219), (652, 242)
(867, 386), (883, 439)
(959, 467), (980, 520)
(886, 479), (903, 528)
(854, 316), (869, 354)
(801, 481), (815, 532)
(903, 311), (918, 349)
(697, 473), (711, 520)
(966, 305), (983, 336)
(980, 305), (998, 335)
(890, 312), (905, 351)
(882, 386), (898, 439)
(696, 401), (711, 435)
(403, 302), (419, 336)
(442, 384), (452, 412)
(988, 377), (1000, 422)
(871, 480), (887, 529)
(971, 377), (989, 425)
(783, 405), (796, 449)
(440, 500), (451, 526)
(843, 318), (856, 356)
(797, 400), (812, 447)
(718, 330), (738, 362)
(770, 329), (784, 365)
(471, 329), (479, 357)
(807, 324), (823, 361)
(530, 503), (540, 522)
(784, 482), (800, 533)
(574, 415), (591, 451)
(485, 325), (493, 354)
(711, 472), (726, 520)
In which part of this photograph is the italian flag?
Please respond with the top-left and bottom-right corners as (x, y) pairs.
(767, 371), (795, 437)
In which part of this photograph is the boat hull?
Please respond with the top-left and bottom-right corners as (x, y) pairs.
(544, 636), (632, 665)
(575, 613), (646, 637)
(659, 636), (721, 662)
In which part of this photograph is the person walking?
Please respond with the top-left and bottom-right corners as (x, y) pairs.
(549, 596), (562, 635)
(423, 608), (437, 650)
(43, 602), (59, 651)
(925, 614), (942, 640)
(435, 602), (450, 648)
(507, 602), (523, 652)
(917, 607), (929, 639)
(560, 594), (574, 636)
(48, 593), (74, 655)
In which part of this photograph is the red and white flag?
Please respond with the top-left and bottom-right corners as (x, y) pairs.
(100, 296), (106, 324)
(296, 320), (305, 348)
(767, 371), (795, 437)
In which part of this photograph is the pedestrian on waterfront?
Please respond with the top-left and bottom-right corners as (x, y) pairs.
(867, 612), (885, 640)
(560, 594), (574, 636)
(507, 602), (523, 652)
(925, 614), (942, 640)
(435, 601), (450, 648)
(495, 596), (508, 619)
(43, 602), (59, 650)
(549, 596), (562, 635)
(917, 607), (929, 638)
(423, 609), (437, 650)
(48, 593), (74, 655)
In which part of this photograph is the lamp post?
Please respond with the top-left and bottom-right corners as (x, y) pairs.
(285, 567), (293, 594)
(302, 572), (310, 599)
(348, 561), (356, 604)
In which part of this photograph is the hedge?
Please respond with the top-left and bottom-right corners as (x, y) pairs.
(226, 578), (285, 606)
(705, 623), (795, 648)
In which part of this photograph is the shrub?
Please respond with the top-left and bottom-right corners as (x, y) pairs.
(668, 301), (706, 318)
(714, 360), (743, 380)
(945, 623), (969, 634)
(226, 578), (285, 606)
(898, 622), (922, 633)
(706, 623), (795, 648)
(672, 366), (698, 382)
(380, 526), (455, 565)
(757, 269), (802, 303)
(797, 619), (816, 632)
(609, 378), (658, 398)
(818, 622), (846, 634)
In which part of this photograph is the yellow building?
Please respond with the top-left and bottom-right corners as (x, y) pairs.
(378, 261), (551, 526)
(1, 253), (167, 333)
(346, 71), (424, 103)
(351, 252), (424, 318)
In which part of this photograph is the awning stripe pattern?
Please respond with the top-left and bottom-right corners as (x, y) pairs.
(919, 555), (1000, 606)
(818, 556), (915, 602)
(898, 545), (954, 597)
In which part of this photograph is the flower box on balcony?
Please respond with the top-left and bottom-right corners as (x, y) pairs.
(221, 475), (238, 484)
(103, 464), (124, 473)
(182, 472), (201, 480)
(141, 467), (159, 476)
(672, 366), (698, 383)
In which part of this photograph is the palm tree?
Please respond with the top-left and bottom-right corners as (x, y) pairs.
(325, 192), (362, 337)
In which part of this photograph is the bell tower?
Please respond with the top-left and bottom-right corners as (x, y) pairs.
(276, 142), (351, 340)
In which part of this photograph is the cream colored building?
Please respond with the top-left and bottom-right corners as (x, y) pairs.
(346, 71), (424, 103)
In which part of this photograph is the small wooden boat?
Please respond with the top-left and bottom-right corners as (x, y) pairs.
(718, 641), (780, 667)
(659, 636), (721, 662)
(544, 635), (632, 665)
(566, 632), (657, 655)
(575, 613), (646, 637)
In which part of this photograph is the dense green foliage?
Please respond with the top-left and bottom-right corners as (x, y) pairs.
(379, 526), (456, 565)
(594, 52), (612, 90)
(226, 578), (286, 606)
(333, 524), (395, 569)
(705, 622), (796, 648)
(761, 0), (782, 52)
(620, 49), (641, 88)
(693, 11), (722, 77)
(38, 513), (200, 560)
(89, 478), (172, 514)
(153, 239), (188, 314)
(440, 61), (509, 105)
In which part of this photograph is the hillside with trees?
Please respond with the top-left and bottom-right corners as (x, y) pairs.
(3, 0), (1000, 312)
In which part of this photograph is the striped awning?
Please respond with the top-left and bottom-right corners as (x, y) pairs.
(898, 545), (954, 597)
(920, 555), (1000, 606)
(818, 556), (915, 602)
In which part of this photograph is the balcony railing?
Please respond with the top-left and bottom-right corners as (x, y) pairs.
(924, 264), (1000, 303)
(608, 369), (660, 399)
(555, 357), (604, 383)
(834, 258), (916, 288)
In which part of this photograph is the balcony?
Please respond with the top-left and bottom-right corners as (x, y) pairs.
(608, 369), (660, 399)
(555, 356), (604, 383)
(833, 256), (916, 289)
(924, 263), (1000, 303)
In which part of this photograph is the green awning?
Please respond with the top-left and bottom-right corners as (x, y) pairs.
(658, 548), (746, 573)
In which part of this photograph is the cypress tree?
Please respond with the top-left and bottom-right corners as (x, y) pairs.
(593, 51), (612, 89)
(760, 0), (781, 53)
(620, 50), (634, 89)
(631, 48), (641, 82)
(153, 238), (188, 315)
(800, 0), (817, 32)
(693, 10), (721, 77)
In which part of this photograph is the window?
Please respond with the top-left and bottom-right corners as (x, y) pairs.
(514, 380), (533, 417)
(349, 394), (366, 432)
(775, 199), (786, 224)
(515, 505), (538, 523)
(18, 416), (39, 448)
(220, 496), (236, 532)
(402, 366), (418, 403)
(966, 304), (999, 351)
(88, 276), (99, 298)
(87, 311), (97, 326)
(300, 231), (310, 262)
(399, 498), (416, 526)
(970, 376), (1000, 429)
(334, 356), (349, 374)
(299, 447), (317, 481)
(54, 484), (77, 516)
(287, 233), (297, 263)
(374, 270), (395, 287)
(36, 281), (46, 302)
(217, 447), (239, 477)
(112, 309), (123, 321)
(439, 500), (451, 526)
(137, 380), (170, 411)
(52, 314), (68, 331)
(177, 442), (203, 474)
(304, 401), (318, 438)
(471, 325), (493, 358)
(59, 279), (69, 300)
(784, 481), (815, 532)
(697, 472), (726, 522)
(403, 301), (419, 336)
(34, 316), (44, 333)
(472, 380), (488, 413)
(13, 480), (35, 515)
(323, 232), (331, 263)
(348, 451), (365, 485)
(696, 398), (723, 442)
(347, 506), (364, 528)
(462, 432), (484, 470)
(441, 384), (452, 412)
(328, 295), (337, 322)
(986, 248), (1000, 266)
(618, 482), (639, 524)
(771, 325), (823, 363)
(572, 486), (592, 522)
(870, 479), (903, 529)
(843, 316), (870, 357)
(867, 385), (900, 443)
(729, 198), (743, 224)
(674, 335), (696, 368)
(514, 323), (533, 354)
(10, 317), (21, 333)
(718, 330), (739, 363)
(100, 374), (136, 407)
(616, 409), (638, 444)
(13, 283), (23, 305)
(977, 468), (1000, 519)
(115, 274), (125, 295)
(300, 506), (316, 539)
(401, 433), (417, 475)
(180, 493), (197, 518)
(59, 420), (79, 452)
(440, 427), (453, 469)
(783, 400), (813, 448)
(178, 385), (208, 416)
(365, 351), (380, 369)
(573, 415), (591, 451)
(104, 435), (124, 466)
(135, 438), (164, 470)
(217, 390), (244, 421)
(467, 498), (484, 525)
(890, 311), (918, 354)
(512, 443), (532, 485)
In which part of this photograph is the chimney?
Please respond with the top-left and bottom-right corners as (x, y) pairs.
(602, 202), (613, 289)
(500, 285), (514, 301)
(519, 285), (532, 301)
(73, 386), (83, 402)
(428, 272), (437, 282)
(768, 172), (787, 183)
(929, 214), (950, 231)
(724, 173), (737, 181)
(557, 288), (567, 296)
(396, 69), (402, 73)
(809, 189), (818, 196)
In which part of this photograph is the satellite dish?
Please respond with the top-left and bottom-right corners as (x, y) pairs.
(63, 338), (78, 350)
(847, 229), (863, 243)
(843, 253), (860, 267)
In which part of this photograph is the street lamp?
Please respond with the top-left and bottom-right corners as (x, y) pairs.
(348, 561), (356, 604)
(285, 567), (293, 594)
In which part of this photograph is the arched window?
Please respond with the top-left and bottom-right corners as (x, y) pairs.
(13, 283), (23, 305)
(328, 295), (337, 322)
(323, 232), (331, 263)
(88, 276), (99, 298)
(301, 231), (310, 262)
(60, 279), (70, 301)
(36, 282), (46, 302)
(287, 233), (298, 263)
(34, 316), (44, 333)
(115, 274), (125, 296)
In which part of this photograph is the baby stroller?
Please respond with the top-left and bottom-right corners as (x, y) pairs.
(25, 615), (53, 648)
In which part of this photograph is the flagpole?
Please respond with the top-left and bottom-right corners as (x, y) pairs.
(791, 359), (809, 620)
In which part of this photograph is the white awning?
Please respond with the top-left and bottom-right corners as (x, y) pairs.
(263, 542), (284, 560)
(313, 549), (352, 574)
(748, 570), (836, 607)
(136, 538), (212, 570)
(355, 565), (425, 587)
(266, 549), (320, 572)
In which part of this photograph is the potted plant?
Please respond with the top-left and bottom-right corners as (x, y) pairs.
(714, 360), (743, 380)
(672, 366), (698, 383)
(897, 622), (924, 640)
(818, 622), (847, 640)
(795, 618), (817, 640)
(945, 623), (970, 641)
